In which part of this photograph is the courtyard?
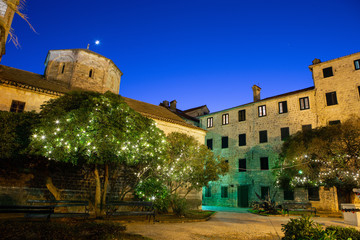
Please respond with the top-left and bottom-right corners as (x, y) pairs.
(126, 207), (358, 240)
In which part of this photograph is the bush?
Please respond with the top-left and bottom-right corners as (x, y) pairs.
(326, 226), (360, 240)
(281, 216), (324, 240)
(134, 177), (170, 213)
(282, 216), (360, 240)
(170, 194), (188, 217)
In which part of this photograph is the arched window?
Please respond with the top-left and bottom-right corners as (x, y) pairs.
(61, 64), (65, 74)
(89, 69), (93, 78)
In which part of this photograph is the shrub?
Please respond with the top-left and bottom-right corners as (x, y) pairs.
(170, 194), (188, 217)
(134, 177), (170, 213)
(326, 225), (360, 240)
(281, 216), (324, 240)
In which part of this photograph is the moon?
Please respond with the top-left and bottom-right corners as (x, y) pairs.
(95, 40), (100, 45)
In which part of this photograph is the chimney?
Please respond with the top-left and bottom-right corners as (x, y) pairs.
(252, 85), (261, 102)
(160, 100), (169, 108)
(170, 100), (177, 111)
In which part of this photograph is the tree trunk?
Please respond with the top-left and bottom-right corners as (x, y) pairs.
(94, 165), (101, 217)
(101, 164), (109, 214)
(45, 176), (61, 200)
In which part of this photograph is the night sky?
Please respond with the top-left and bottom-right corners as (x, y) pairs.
(2, 0), (360, 112)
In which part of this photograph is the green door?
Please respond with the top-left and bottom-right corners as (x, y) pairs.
(238, 185), (249, 207)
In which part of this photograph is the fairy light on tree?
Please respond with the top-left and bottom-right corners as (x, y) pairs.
(29, 91), (167, 217)
(276, 117), (360, 197)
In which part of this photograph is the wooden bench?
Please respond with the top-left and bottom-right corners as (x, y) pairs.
(282, 202), (317, 216)
(106, 201), (155, 221)
(26, 200), (90, 219)
(0, 200), (89, 219)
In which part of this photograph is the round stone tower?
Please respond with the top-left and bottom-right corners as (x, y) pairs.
(44, 49), (123, 94)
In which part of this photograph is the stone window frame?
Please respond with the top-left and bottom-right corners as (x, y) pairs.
(280, 127), (290, 141)
(326, 91), (338, 106)
(299, 97), (310, 110)
(10, 100), (26, 113)
(205, 186), (211, 198)
(329, 120), (341, 125)
(322, 66), (334, 78)
(278, 101), (288, 114)
(354, 59), (360, 70)
(206, 117), (213, 128)
(238, 158), (246, 172)
(221, 136), (229, 149)
(59, 63), (65, 74)
(258, 105), (267, 117)
(238, 133), (246, 146)
(206, 138), (213, 150)
(222, 113), (229, 125)
(259, 130), (268, 143)
(238, 109), (246, 122)
(89, 69), (95, 78)
(260, 157), (269, 170)
(221, 185), (229, 198)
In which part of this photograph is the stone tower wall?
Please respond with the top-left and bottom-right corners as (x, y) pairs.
(44, 49), (122, 94)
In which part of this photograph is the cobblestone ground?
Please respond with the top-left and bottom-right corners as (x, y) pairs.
(125, 207), (359, 240)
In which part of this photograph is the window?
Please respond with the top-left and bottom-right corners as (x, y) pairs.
(299, 97), (310, 110)
(222, 113), (229, 125)
(206, 139), (213, 150)
(89, 69), (94, 78)
(258, 105), (266, 117)
(221, 186), (229, 198)
(260, 157), (269, 170)
(261, 186), (270, 200)
(323, 67), (333, 78)
(61, 64), (65, 74)
(329, 120), (341, 125)
(205, 186), (211, 198)
(284, 189), (294, 201)
(326, 92), (338, 106)
(358, 86), (360, 96)
(278, 101), (288, 114)
(10, 100), (25, 113)
(259, 130), (268, 143)
(281, 127), (290, 141)
(221, 136), (228, 149)
(238, 109), (246, 122)
(354, 59), (360, 70)
(308, 187), (320, 201)
(207, 117), (213, 128)
(302, 124), (312, 131)
(238, 134), (246, 146)
(239, 159), (246, 172)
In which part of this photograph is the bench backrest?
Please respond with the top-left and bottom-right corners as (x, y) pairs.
(107, 201), (153, 207)
(283, 202), (312, 209)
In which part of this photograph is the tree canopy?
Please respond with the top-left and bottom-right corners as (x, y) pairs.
(29, 91), (167, 166)
(277, 117), (360, 191)
(161, 132), (229, 196)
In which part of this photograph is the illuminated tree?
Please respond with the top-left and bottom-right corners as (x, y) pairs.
(29, 91), (167, 216)
(277, 117), (360, 194)
(163, 132), (229, 196)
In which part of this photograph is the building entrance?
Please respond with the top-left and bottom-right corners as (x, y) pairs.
(238, 185), (249, 207)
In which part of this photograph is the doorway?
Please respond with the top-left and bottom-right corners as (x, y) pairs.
(238, 185), (249, 207)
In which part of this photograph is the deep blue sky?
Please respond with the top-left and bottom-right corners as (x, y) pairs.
(2, 0), (360, 112)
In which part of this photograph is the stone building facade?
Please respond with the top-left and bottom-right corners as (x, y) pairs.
(199, 52), (360, 210)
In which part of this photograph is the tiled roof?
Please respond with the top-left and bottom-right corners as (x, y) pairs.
(183, 105), (208, 113)
(0, 65), (67, 95)
(0, 64), (205, 132)
(123, 97), (205, 131)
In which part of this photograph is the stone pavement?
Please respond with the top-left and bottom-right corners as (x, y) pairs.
(125, 206), (359, 240)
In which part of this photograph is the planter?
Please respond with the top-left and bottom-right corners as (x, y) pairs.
(341, 204), (360, 226)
